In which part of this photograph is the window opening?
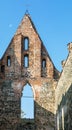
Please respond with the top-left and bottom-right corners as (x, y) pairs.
(24, 37), (29, 50)
(62, 107), (64, 130)
(1, 65), (5, 73)
(7, 56), (11, 67)
(42, 59), (46, 68)
(21, 83), (34, 119)
(24, 55), (29, 68)
(57, 114), (59, 130)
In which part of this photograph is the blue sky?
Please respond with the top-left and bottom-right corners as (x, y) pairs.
(21, 83), (34, 119)
(0, 0), (72, 71)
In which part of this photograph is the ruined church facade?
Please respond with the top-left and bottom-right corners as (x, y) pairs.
(0, 13), (72, 130)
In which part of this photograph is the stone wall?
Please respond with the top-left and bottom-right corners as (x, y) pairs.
(0, 14), (59, 80)
(1, 12), (72, 130)
(55, 43), (72, 130)
(0, 78), (57, 130)
(0, 14), (59, 130)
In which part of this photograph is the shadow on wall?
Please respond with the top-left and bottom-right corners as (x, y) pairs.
(56, 84), (72, 130)
(0, 36), (56, 130)
(0, 81), (55, 130)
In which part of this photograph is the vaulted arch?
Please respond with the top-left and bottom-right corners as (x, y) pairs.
(21, 83), (34, 119)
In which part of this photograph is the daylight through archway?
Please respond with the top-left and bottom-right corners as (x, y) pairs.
(21, 83), (34, 119)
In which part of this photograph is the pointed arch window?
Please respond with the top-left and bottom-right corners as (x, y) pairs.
(23, 37), (29, 50)
(7, 56), (11, 67)
(21, 83), (34, 119)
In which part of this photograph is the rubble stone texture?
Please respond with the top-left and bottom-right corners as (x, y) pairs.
(0, 13), (72, 130)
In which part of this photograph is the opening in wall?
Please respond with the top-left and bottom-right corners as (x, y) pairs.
(62, 107), (64, 130)
(23, 37), (29, 50)
(57, 114), (60, 130)
(7, 56), (11, 67)
(24, 55), (29, 68)
(21, 83), (34, 119)
(42, 59), (46, 68)
(1, 65), (5, 73)
(41, 59), (47, 77)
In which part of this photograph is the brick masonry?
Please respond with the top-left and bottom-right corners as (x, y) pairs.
(0, 13), (72, 130)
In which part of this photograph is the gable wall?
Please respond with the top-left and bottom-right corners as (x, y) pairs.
(0, 14), (60, 130)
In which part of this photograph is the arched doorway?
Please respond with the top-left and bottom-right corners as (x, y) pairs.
(21, 83), (34, 119)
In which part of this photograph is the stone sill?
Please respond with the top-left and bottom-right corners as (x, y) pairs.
(20, 118), (35, 123)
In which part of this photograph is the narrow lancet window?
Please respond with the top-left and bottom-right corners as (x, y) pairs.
(21, 83), (34, 119)
(1, 65), (5, 73)
(7, 56), (11, 67)
(24, 37), (29, 50)
(24, 55), (29, 68)
(57, 114), (59, 130)
(42, 59), (46, 68)
(41, 59), (47, 77)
